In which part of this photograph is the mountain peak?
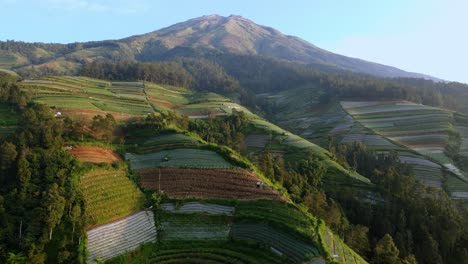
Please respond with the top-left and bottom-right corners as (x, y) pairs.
(124, 15), (438, 80)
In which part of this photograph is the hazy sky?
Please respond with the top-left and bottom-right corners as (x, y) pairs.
(1, 0), (467, 83)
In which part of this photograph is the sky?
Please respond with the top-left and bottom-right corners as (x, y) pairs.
(1, 0), (467, 83)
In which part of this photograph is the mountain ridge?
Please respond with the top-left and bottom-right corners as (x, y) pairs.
(0, 14), (440, 81)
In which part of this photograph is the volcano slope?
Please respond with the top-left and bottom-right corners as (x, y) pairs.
(18, 76), (368, 263)
(262, 86), (468, 199)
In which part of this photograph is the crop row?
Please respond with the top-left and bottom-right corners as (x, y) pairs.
(80, 169), (145, 225)
(161, 202), (235, 215)
(230, 224), (319, 263)
(87, 211), (156, 263)
(138, 168), (281, 200)
(126, 148), (234, 169)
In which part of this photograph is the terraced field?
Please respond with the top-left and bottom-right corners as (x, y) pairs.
(80, 168), (146, 226)
(320, 225), (368, 264)
(87, 210), (156, 263)
(160, 214), (231, 240)
(139, 168), (282, 200)
(161, 202), (235, 215)
(20, 76), (154, 117)
(234, 200), (315, 240)
(133, 133), (201, 154)
(230, 224), (320, 262)
(341, 101), (451, 162)
(107, 241), (287, 264)
(68, 145), (121, 164)
(126, 148), (234, 169)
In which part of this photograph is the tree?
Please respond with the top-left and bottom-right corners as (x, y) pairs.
(0, 142), (17, 171)
(372, 234), (401, 264)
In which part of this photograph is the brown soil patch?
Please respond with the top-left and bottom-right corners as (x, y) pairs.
(69, 146), (121, 164)
(138, 168), (283, 201)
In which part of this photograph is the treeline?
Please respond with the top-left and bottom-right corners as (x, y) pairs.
(142, 48), (468, 113)
(80, 58), (240, 94)
(80, 61), (192, 88)
(0, 108), (86, 263)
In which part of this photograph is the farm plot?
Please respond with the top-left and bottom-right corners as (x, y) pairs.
(80, 168), (145, 226)
(109, 82), (145, 95)
(160, 214), (231, 240)
(87, 210), (156, 264)
(341, 101), (454, 166)
(21, 77), (154, 116)
(161, 202), (235, 215)
(230, 224), (320, 263)
(107, 240), (285, 264)
(455, 126), (468, 157)
(320, 226), (368, 264)
(243, 134), (270, 149)
(250, 119), (326, 153)
(68, 145), (121, 164)
(446, 175), (468, 199)
(136, 133), (201, 153)
(138, 168), (282, 200)
(234, 200), (315, 241)
(145, 83), (190, 109)
(125, 148), (234, 169)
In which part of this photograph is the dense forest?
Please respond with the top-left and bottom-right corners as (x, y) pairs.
(0, 82), (85, 263)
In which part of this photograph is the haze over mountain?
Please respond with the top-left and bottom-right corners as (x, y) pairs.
(1, 14), (438, 80)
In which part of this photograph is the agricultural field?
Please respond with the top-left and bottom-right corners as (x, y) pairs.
(20, 76), (154, 117)
(230, 224), (320, 262)
(139, 168), (282, 200)
(131, 133), (201, 154)
(126, 148), (234, 169)
(80, 168), (146, 226)
(87, 210), (157, 264)
(68, 145), (121, 164)
(107, 240), (287, 264)
(160, 213), (231, 240)
(233, 200), (318, 245)
(340, 101), (451, 161)
(320, 225), (368, 264)
(0, 103), (19, 138)
(161, 202), (235, 215)
(456, 126), (468, 157)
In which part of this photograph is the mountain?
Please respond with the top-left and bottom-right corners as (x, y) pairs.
(124, 14), (436, 80)
(0, 14), (438, 80)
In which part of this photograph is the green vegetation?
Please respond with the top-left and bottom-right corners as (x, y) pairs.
(126, 148), (235, 169)
(20, 76), (154, 115)
(106, 240), (287, 264)
(80, 167), (146, 226)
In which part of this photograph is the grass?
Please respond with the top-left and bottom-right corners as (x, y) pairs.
(80, 167), (146, 226)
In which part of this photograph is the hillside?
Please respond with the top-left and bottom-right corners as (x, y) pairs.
(0, 15), (437, 80)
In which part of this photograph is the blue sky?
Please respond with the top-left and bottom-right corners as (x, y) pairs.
(1, 0), (467, 83)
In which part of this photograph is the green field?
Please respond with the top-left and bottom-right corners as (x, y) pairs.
(126, 148), (235, 169)
(107, 241), (287, 264)
(80, 168), (146, 226)
(21, 76), (154, 115)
